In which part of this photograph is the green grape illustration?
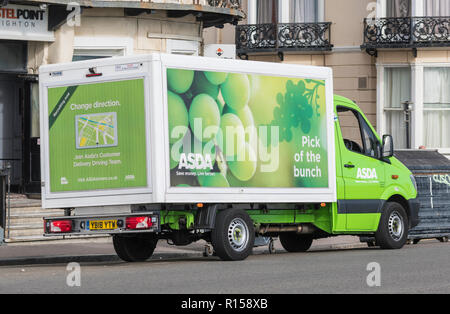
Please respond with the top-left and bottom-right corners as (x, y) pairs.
(227, 143), (257, 182)
(190, 135), (217, 169)
(221, 73), (250, 111)
(168, 91), (189, 144)
(216, 90), (226, 114)
(204, 71), (229, 85)
(270, 79), (320, 143)
(189, 93), (221, 143)
(169, 143), (179, 170)
(167, 69), (194, 94)
(219, 113), (246, 158)
(190, 71), (219, 99)
(224, 105), (256, 143)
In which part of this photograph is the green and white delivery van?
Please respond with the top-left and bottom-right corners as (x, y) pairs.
(39, 54), (419, 261)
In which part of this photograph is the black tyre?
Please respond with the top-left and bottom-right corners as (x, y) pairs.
(211, 208), (255, 261)
(113, 234), (158, 262)
(279, 233), (313, 252)
(375, 202), (409, 249)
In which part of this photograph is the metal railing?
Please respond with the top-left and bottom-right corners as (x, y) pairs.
(362, 16), (450, 49)
(0, 161), (12, 242)
(236, 22), (333, 56)
(0, 164), (9, 245)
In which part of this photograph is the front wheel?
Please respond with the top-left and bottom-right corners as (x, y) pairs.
(375, 202), (409, 249)
(113, 234), (158, 262)
(211, 208), (255, 261)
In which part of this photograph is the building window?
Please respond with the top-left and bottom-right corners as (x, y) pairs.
(423, 67), (450, 148)
(256, 0), (279, 24)
(386, 0), (411, 17)
(72, 37), (133, 61)
(0, 41), (27, 73)
(289, 0), (318, 23)
(166, 39), (199, 56)
(381, 66), (450, 151)
(73, 49), (124, 62)
(423, 0), (450, 16)
(249, 0), (323, 24)
(383, 67), (411, 149)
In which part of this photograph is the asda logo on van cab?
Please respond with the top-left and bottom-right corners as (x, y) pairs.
(357, 168), (378, 180)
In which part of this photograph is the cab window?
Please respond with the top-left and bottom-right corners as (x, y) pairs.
(360, 116), (382, 158)
(337, 106), (381, 159)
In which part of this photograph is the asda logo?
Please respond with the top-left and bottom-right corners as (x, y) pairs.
(178, 153), (213, 171)
(357, 168), (378, 180)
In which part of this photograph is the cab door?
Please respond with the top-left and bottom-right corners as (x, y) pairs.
(336, 106), (386, 231)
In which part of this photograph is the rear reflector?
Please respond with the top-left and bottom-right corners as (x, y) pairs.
(47, 220), (72, 233)
(126, 216), (152, 230)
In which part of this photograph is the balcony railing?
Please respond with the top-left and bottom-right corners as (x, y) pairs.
(362, 16), (450, 51)
(236, 22), (333, 58)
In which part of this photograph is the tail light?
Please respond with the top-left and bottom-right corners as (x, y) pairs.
(46, 220), (72, 233)
(126, 216), (152, 230)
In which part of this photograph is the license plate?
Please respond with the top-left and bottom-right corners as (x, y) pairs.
(88, 220), (117, 230)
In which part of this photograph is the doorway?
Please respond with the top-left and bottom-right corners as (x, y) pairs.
(0, 74), (23, 191)
(22, 76), (41, 194)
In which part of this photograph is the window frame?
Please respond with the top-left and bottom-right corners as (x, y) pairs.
(247, 0), (325, 24)
(337, 106), (382, 161)
(0, 40), (28, 74)
(377, 0), (449, 17)
(377, 63), (450, 153)
(72, 37), (133, 61)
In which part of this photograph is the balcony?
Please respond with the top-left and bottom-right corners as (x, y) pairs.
(236, 22), (333, 60)
(362, 16), (450, 56)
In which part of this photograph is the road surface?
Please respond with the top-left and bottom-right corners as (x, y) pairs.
(0, 240), (448, 294)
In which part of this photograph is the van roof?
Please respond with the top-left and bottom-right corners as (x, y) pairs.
(333, 95), (358, 109)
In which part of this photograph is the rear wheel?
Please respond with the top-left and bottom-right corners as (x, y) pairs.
(211, 208), (255, 261)
(113, 234), (158, 262)
(279, 233), (313, 252)
(375, 202), (409, 249)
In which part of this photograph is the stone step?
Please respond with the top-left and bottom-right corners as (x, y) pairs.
(7, 225), (44, 239)
(7, 206), (64, 216)
(8, 212), (64, 225)
(7, 199), (42, 208)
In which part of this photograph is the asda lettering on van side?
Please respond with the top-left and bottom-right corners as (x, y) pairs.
(357, 168), (378, 180)
(178, 153), (214, 171)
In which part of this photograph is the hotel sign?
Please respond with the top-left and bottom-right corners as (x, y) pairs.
(0, 4), (54, 41)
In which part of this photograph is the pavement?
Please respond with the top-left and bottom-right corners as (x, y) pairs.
(0, 235), (366, 266)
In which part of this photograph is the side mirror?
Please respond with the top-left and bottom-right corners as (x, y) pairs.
(382, 135), (394, 158)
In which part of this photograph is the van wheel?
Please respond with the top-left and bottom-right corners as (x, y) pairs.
(113, 234), (158, 262)
(375, 202), (408, 250)
(211, 208), (255, 261)
(279, 233), (313, 252)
